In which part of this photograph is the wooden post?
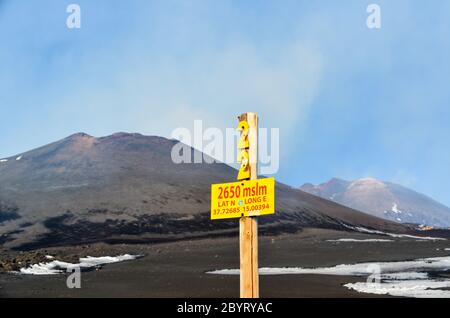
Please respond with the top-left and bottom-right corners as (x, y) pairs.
(238, 112), (259, 298)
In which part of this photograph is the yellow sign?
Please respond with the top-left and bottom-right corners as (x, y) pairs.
(211, 177), (275, 220)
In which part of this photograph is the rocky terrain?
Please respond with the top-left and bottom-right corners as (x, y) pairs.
(0, 133), (422, 252)
(301, 177), (450, 227)
(1, 133), (449, 298)
(2, 229), (450, 297)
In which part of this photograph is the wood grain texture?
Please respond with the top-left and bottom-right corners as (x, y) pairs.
(239, 112), (259, 298)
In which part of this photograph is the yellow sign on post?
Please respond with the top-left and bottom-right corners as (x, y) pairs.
(210, 112), (273, 298)
(211, 177), (275, 220)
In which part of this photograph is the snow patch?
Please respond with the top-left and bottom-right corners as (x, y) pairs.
(16, 155), (22, 161)
(381, 272), (429, 280)
(208, 256), (450, 277)
(0, 159), (7, 163)
(208, 256), (450, 298)
(345, 280), (450, 298)
(343, 224), (445, 241)
(327, 239), (393, 243)
(392, 203), (401, 214)
(18, 254), (141, 275)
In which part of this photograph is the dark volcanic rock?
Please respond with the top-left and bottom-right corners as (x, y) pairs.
(0, 133), (410, 250)
(0, 203), (20, 223)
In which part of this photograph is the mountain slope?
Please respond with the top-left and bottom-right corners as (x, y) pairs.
(0, 133), (411, 250)
(300, 177), (450, 227)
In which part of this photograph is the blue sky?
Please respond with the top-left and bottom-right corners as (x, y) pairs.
(0, 0), (449, 206)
